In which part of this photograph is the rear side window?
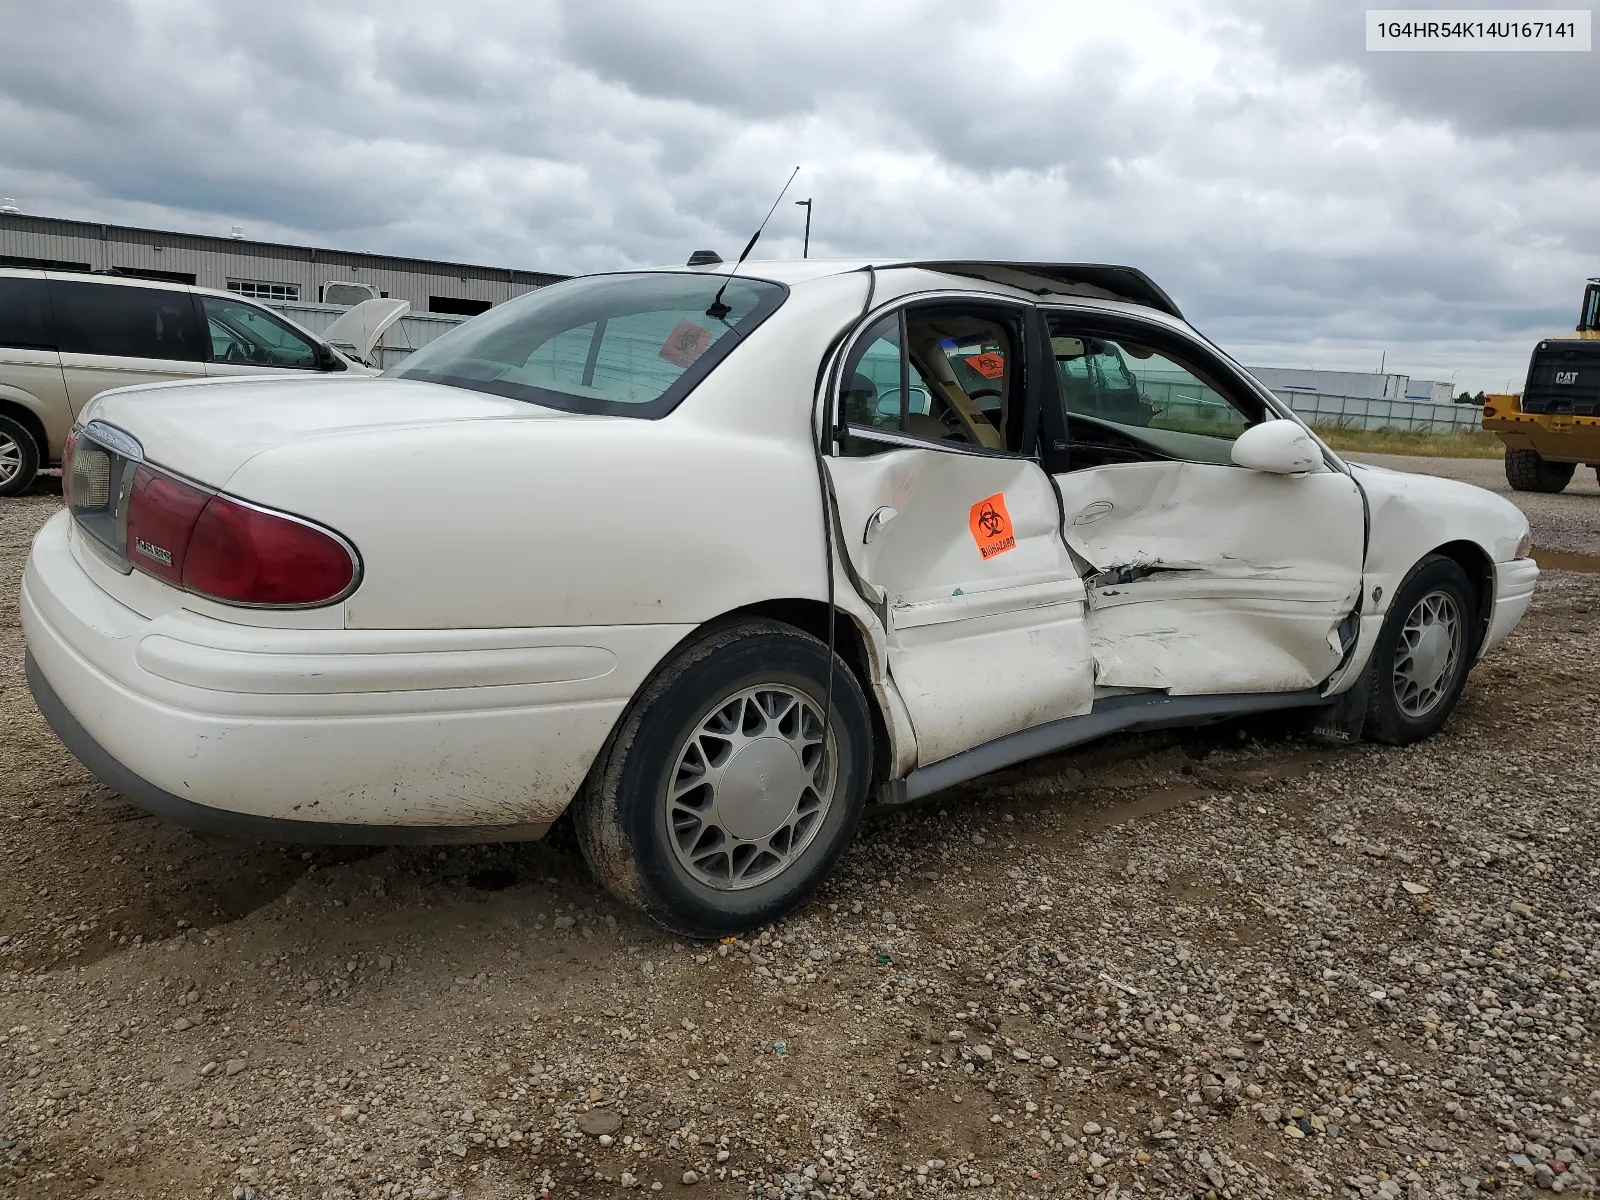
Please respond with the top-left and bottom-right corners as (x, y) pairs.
(392, 272), (787, 417)
(0, 277), (55, 350)
(49, 280), (205, 362)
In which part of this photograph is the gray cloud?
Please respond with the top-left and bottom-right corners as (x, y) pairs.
(0, 0), (1594, 391)
(1229, 0), (1600, 135)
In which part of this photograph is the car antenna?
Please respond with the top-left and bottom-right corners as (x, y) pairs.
(706, 165), (800, 320)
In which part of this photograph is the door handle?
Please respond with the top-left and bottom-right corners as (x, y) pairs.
(1074, 501), (1114, 525)
(863, 507), (899, 544)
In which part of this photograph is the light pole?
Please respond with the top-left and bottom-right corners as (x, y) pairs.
(795, 199), (812, 258)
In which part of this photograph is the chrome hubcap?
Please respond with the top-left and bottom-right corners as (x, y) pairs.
(0, 433), (21, 485)
(666, 684), (835, 891)
(1393, 589), (1462, 718)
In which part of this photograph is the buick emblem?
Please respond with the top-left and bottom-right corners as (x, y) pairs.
(135, 537), (173, 567)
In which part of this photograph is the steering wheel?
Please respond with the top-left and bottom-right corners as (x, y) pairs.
(969, 387), (1003, 401)
(938, 408), (971, 442)
(225, 342), (246, 364)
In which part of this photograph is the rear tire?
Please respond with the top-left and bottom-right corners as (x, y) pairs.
(574, 619), (873, 937)
(0, 414), (41, 498)
(1365, 555), (1476, 746)
(1504, 447), (1574, 493)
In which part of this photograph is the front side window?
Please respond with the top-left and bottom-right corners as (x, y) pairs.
(49, 280), (204, 362)
(0, 277), (55, 350)
(391, 272), (787, 417)
(836, 304), (1025, 455)
(202, 295), (320, 369)
(1048, 316), (1257, 467)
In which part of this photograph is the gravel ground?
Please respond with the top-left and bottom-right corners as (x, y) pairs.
(1, 462), (1597, 1200)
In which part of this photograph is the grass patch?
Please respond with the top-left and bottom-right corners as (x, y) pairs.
(1310, 424), (1504, 459)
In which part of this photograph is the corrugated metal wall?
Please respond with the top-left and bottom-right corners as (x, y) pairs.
(0, 213), (563, 314)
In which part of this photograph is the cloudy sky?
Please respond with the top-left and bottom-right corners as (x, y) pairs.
(1, 0), (1595, 392)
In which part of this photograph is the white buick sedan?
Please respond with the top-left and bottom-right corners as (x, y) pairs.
(22, 259), (1537, 935)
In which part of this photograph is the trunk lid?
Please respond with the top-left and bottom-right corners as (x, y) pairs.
(84, 375), (588, 486)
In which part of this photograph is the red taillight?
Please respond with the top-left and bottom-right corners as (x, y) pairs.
(120, 464), (357, 607)
(125, 466), (210, 584)
(183, 494), (357, 607)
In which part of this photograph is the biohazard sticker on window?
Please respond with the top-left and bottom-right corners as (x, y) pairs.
(969, 493), (1015, 559)
(658, 320), (715, 369)
(963, 352), (1005, 380)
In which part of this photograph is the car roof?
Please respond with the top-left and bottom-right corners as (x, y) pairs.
(0, 265), (347, 358)
(0, 265), (261, 305)
(650, 258), (1184, 319)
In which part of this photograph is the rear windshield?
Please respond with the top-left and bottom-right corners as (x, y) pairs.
(390, 272), (787, 417)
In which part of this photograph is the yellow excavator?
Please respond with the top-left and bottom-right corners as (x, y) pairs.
(1483, 278), (1600, 492)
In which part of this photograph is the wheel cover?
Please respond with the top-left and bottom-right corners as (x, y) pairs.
(1393, 589), (1463, 718)
(0, 432), (21, 486)
(665, 683), (836, 891)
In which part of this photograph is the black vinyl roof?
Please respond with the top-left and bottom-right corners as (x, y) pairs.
(904, 261), (1183, 320)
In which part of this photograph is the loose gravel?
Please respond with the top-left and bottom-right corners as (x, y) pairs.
(1, 463), (1596, 1200)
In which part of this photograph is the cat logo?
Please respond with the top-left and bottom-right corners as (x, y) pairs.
(1554, 371), (1579, 385)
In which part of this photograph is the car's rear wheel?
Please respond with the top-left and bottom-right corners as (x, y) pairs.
(1365, 555), (1476, 745)
(1504, 447), (1574, 493)
(0, 415), (41, 498)
(575, 619), (873, 937)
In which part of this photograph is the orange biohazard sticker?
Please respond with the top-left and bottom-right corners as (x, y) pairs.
(969, 493), (1015, 559)
(658, 320), (714, 369)
(963, 352), (1005, 380)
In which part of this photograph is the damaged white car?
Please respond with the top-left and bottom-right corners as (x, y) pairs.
(21, 259), (1537, 935)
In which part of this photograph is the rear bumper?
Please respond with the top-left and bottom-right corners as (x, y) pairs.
(25, 652), (548, 845)
(21, 510), (688, 836)
(1481, 557), (1539, 658)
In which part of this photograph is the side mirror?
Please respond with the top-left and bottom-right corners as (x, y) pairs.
(1231, 420), (1322, 474)
(317, 343), (353, 372)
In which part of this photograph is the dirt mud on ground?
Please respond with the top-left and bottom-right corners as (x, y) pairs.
(1, 460), (1596, 1200)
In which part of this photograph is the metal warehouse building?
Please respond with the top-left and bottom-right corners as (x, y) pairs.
(0, 211), (565, 316)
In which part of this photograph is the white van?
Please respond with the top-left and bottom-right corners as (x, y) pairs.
(0, 269), (395, 496)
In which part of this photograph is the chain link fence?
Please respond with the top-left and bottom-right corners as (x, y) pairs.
(1270, 390), (1483, 432)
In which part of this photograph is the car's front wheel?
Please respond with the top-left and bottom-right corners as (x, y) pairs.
(575, 619), (873, 937)
(1365, 554), (1477, 745)
(0, 414), (41, 498)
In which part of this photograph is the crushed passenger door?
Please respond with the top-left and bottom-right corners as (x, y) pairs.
(828, 448), (1094, 765)
(1042, 314), (1365, 695)
(1055, 461), (1364, 692)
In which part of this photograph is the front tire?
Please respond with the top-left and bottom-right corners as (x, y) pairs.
(0, 415), (41, 498)
(1504, 447), (1574, 493)
(575, 619), (873, 937)
(1365, 555), (1476, 746)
